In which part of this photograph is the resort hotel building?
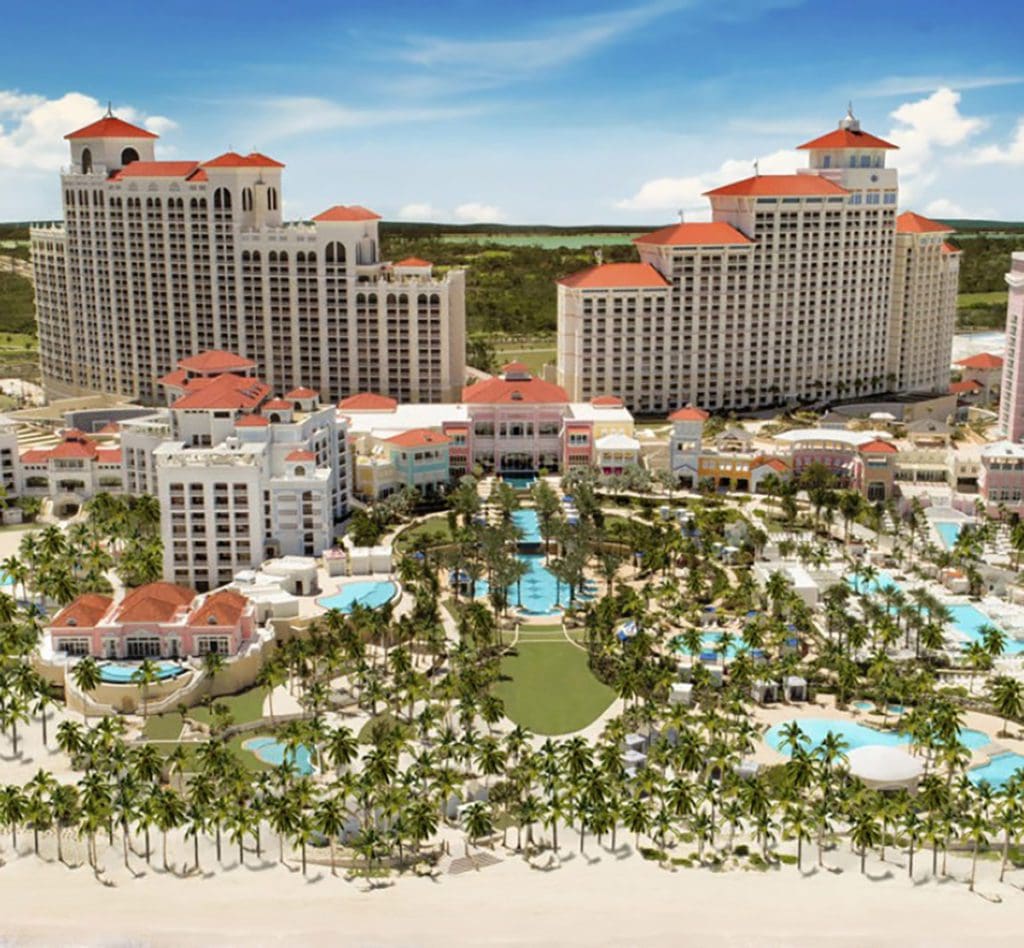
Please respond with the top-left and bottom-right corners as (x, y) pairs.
(557, 109), (960, 414)
(30, 111), (466, 405)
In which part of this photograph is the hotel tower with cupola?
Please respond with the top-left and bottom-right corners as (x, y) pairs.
(31, 111), (466, 405)
(557, 109), (960, 414)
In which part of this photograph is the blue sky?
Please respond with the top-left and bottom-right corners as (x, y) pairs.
(3, 0), (1024, 223)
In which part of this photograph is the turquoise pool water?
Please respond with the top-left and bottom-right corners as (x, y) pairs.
(934, 521), (962, 549)
(475, 552), (597, 615)
(243, 737), (315, 775)
(503, 474), (536, 490)
(98, 661), (185, 684)
(853, 700), (875, 711)
(969, 752), (1024, 789)
(512, 508), (543, 544)
(766, 718), (991, 754)
(948, 603), (1024, 655)
(317, 580), (398, 613)
(848, 572), (1024, 655)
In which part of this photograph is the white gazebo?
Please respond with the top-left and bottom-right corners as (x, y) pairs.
(847, 745), (924, 792)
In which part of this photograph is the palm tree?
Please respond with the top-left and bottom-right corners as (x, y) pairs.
(966, 805), (990, 892)
(315, 792), (348, 876)
(849, 803), (882, 875)
(50, 783), (80, 866)
(462, 801), (494, 857)
(988, 675), (1024, 737)
(0, 783), (27, 851)
(152, 786), (187, 871)
(70, 657), (102, 722)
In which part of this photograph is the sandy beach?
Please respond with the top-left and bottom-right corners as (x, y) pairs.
(2, 817), (1024, 948)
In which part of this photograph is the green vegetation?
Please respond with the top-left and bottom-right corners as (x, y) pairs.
(142, 713), (184, 741)
(394, 514), (455, 552)
(495, 640), (615, 734)
(189, 687), (268, 728)
(493, 345), (556, 375)
(958, 290), (1010, 331)
(0, 272), (36, 335)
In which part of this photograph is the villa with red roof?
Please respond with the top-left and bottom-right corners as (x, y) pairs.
(955, 352), (1003, 405)
(19, 429), (123, 515)
(557, 107), (960, 415)
(32, 110), (466, 406)
(48, 583), (257, 660)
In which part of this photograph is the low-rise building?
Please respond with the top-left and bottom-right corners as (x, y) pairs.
(979, 441), (1024, 515)
(19, 429), (123, 515)
(47, 583), (256, 659)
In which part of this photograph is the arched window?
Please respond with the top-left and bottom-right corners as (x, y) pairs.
(81, 148), (92, 174)
(294, 466), (306, 477)
(242, 188), (253, 211)
(121, 147), (139, 166)
(267, 187), (278, 211)
(214, 187), (232, 210)
(822, 155), (831, 169)
(325, 241), (346, 264)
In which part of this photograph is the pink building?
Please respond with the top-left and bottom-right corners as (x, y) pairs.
(979, 442), (1024, 516)
(780, 430), (898, 501)
(48, 583), (256, 659)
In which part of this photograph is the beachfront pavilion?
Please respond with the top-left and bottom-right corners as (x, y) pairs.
(846, 745), (924, 793)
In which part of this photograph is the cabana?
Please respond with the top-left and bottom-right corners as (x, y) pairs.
(784, 675), (808, 702)
(847, 745), (924, 793)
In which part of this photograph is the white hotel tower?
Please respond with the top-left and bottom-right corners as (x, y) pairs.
(558, 109), (960, 414)
(31, 112), (466, 405)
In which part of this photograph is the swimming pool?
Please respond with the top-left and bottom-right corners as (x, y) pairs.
(968, 752), (1024, 789)
(512, 508), (543, 544)
(243, 736), (315, 775)
(98, 661), (186, 684)
(948, 603), (1024, 655)
(934, 521), (962, 549)
(475, 552), (597, 615)
(503, 474), (536, 490)
(317, 580), (398, 613)
(765, 717), (991, 754)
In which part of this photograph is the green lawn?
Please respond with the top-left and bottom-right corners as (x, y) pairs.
(959, 291), (1008, 306)
(494, 346), (555, 375)
(189, 687), (267, 727)
(395, 515), (454, 551)
(0, 271), (36, 335)
(143, 712), (184, 741)
(146, 734), (276, 773)
(494, 641), (615, 735)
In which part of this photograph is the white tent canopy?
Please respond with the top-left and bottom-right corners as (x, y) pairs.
(847, 745), (924, 791)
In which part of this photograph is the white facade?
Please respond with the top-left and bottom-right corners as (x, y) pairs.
(1000, 253), (1024, 442)
(31, 113), (466, 405)
(558, 110), (959, 415)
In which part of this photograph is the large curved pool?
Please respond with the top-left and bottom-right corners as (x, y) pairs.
(243, 736), (315, 775)
(765, 717), (991, 754)
(969, 752), (1024, 789)
(317, 580), (398, 613)
(98, 661), (186, 684)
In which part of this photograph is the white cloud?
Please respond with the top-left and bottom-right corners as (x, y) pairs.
(924, 197), (968, 218)
(0, 90), (174, 173)
(249, 96), (480, 142)
(615, 148), (800, 214)
(454, 202), (505, 223)
(886, 87), (984, 178)
(857, 74), (1024, 98)
(397, 202), (441, 220)
(966, 119), (1024, 165)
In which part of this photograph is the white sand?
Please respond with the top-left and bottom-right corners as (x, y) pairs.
(1, 826), (1024, 947)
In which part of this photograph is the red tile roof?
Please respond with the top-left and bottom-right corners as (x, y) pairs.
(115, 583), (195, 623)
(172, 374), (270, 411)
(705, 175), (848, 197)
(109, 161), (199, 181)
(235, 414), (269, 427)
(337, 393), (398, 411)
(177, 350), (256, 373)
(65, 116), (158, 140)
(285, 387), (318, 399)
(187, 168), (209, 182)
(559, 262), (670, 289)
(263, 399), (294, 410)
(895, 211), (954, 235)
(860, 439), (897, 454)
(942, 241), (961, 254)
(592, 395), (624, 407)
(395, 257), (432, 267)
(286, 449), (316, 461)
(51, 593), (113, 628)
(461, 376), (569, 405)
(96, 449), (122, 464)
(203, 151), (284, 169)
(949, 379), (983, 394)
(49, 430), (99, 460)
(157, 368), (189, 389)
(313, 205), (381, 223)
(957, 352), (1003, 369)
(502, 361), (530, 374)
(386, 428), (451, 448)
(634, 222), (752, 247)
(188, 589), (248, 628)
(98, 422), (120, 434)
(756, 456), (790, 473)
(797, 128), (898, 151)
(19, 450), (49, 465)
(668, 406), (709, 422)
